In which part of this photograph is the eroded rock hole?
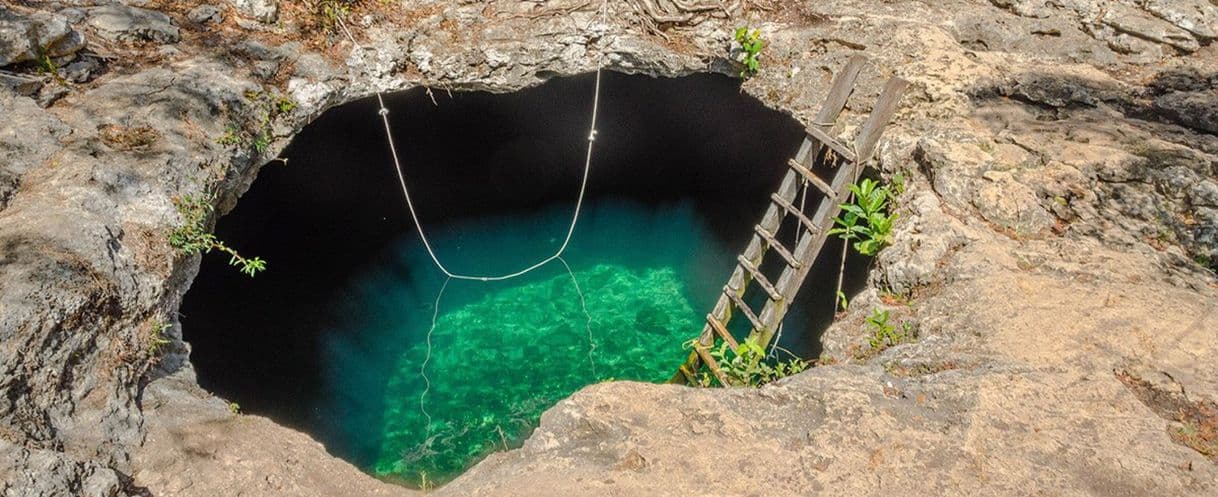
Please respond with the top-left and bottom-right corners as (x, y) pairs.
(181, 72), (870, 485)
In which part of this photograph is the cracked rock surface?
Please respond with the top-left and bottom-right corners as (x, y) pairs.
(1, 0), (1216, 496)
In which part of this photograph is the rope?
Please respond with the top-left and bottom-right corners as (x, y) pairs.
(337, 6), (610, 438)
(558, 256), (597, 378)
(832, 148), (864, 312)
(337, 4), (610, 282)
(419, 275), (451, 433)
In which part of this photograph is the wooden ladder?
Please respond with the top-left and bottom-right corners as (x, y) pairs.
(674, 56), (908, 385)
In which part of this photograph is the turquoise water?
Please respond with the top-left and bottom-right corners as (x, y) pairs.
(321, 201), (737, 485)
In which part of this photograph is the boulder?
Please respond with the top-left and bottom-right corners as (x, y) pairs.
(85, 5), (180, 44)
(230, 0), (279, 24)
(1101, 4), (1200, 53)
(188, 5), (224, 25)
(0, 7), (86, 67)
(1154, 91), (1218, 134)
(1144, 0), (1218, 41)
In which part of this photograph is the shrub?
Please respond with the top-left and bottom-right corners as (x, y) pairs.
(694, 336), (807, 387)
(733, 27), (765, 79)
(828, 178), (898, 256)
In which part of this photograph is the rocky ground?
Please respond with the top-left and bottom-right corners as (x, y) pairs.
(1, 0), (1216, 496)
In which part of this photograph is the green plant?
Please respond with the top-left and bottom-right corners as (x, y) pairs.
(694, 336), (807, 387)
(890, 171), (907, 195)
(733, 26), (765, 79)
(865, 309), (905, 351)
(30, 40), (66, 84)
(169, 194), (267, 277)
(216, 91), (296, 155)
(228, 402), (242, 414)
(828, 178), (898, 256)
(217, 127), (242, 147)
(833, 288), (852, 311)
(1196, 253), (1215, 272)
(306, 0), (358, 33)
(148, 320), (172, 356)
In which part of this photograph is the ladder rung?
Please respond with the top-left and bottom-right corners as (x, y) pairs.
(787, 159), (837, 200)
(753, 225), (801, 268)
(736, 255), (782, 302)
(693, 344), (730, 386)
(806, 126), (857, 163)
(770, 193), (820, 234)
(723, 286), (766, 333)
(706, 314), (739, 352)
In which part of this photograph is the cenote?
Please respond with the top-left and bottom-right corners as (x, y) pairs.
(181, 72), (869, 486)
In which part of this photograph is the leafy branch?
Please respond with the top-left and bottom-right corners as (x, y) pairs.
(169, 195), (267, 277)
(827, 178), (898, 256)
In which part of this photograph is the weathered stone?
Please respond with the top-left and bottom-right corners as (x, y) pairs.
(34, 81), (69, 108)
(0, 440), (130, 497)
(132, 369), (411, 496)
(59, 8), (86, 24)
(0, 7), (86, 67)
(61, 56), (100, 83)
(1101, 4), (1200, 53)
(0, 71), (44, 96)
(229, 0), (279, 24)
(188, 5), (224, 25)
(1144, 0), (1218, 40)
(1154, 91), (1218, 134)
(974, 170), (1055, 236)
(85, 5), (179, 44)
(878, 190), (971, 295)
(1191, 180), (1218, 208)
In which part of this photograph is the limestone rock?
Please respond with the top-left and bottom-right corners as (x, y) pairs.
(974, 170), (1055, 236)
(0, 7), (86, 67)
(85, 5), (180, 44)
(1144, 0), (1218, 40)
(133, 369), (413, 497)
(0, 72), (44, 96)
(1154, 90), (1218, 134)
(0, 440), (129, 497)
(0, 87), (69, 209)
(188, 5), (224, 25)
(229, 0), (279, 24)
(1101, 4), (1200, 53)
(877, 190), (971, 295)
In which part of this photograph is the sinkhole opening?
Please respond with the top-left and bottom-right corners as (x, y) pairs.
(180, 71), (870, 486)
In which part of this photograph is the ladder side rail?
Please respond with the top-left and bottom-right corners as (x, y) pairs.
(751, 78), (909, 349)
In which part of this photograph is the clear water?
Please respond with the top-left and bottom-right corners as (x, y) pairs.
(321, 200), (745, 485)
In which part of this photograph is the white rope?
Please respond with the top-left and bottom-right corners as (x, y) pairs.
(337, 5), (610, 438)
(558, 256), (597, 378)
(337, 3), (609, 282)
(419, 276), (451, 433)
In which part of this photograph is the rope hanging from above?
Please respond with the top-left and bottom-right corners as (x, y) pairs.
(336, 0), (610, 281)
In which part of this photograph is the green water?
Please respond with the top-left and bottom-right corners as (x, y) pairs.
(322, 201), (742, 485)
(374, 264), (696, 481)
